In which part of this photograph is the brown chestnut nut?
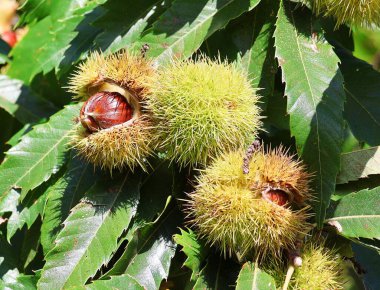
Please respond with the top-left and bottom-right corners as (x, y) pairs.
(80, 91), (133, 132)
(263, 189), (289, 206)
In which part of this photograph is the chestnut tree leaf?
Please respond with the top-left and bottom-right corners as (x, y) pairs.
(173, 228), (209, 281)
(7, 0), (107, 84)
(0, 103), (81, 211)
(93, 0), (163, 54)
(40, 156), (99, 255)
(337, 146), (380, 184)
(337, 48), (380, 146)
(0, 75), (56, 124)
(235, 262), (276, 290)
(37, 174), (141, 290)
(135, 0), (262, 64)
(274, 1), (345, 226)
(78, 274), (144, 290)
(326, 187), (380, 239)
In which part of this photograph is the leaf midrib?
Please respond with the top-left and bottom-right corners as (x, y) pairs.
(327, 215), (380, 221)
(288, 6), (324, 215)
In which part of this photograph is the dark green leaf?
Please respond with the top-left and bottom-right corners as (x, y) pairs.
(93, 0), (163, 53)
(352, 243), (380, 290)
(0, 103), (81, 209)
(274, 1), (345, 226)
(38, 174), (141, 289)
(326, 187), (380, 239)
(235, 262), (276, 290)
(121, 207), (179, 290)
(193, 253), (240, 290)
(0, 75), (56, 124)
(337, 147), (380, 184)
(41, 156), (99, 254)
(337, 48), (380, 146)
(137, 0), (262, 63)
(173, 228), (209, 281)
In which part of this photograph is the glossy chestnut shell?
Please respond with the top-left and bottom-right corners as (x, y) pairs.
(80, 91), (133, 132)
(263, 189), (289, 207)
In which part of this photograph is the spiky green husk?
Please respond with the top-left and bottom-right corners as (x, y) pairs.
(71, 117), (153, 171)
(186, 147), (312, 261)
(68, 50), (155, 171)
(147, 57), (261, 167)
(314, 0), (380, 27)
(291, 241), (343, 290)
(68, 50), (154, 100)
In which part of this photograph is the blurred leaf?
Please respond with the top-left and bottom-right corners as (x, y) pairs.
(7, 0), (107, 84)
(81, 274), (144, 289)
(274, 1), (345, 226)
(1, 269), (37, 290)
(235, 262), (276, 290)
(138, 0), (262, 63)
(38, 174), (141, 289)
(326, 187), (380, 239)
(0, 39), (10, 64)
(0, 75), (57, 124)
(41, 156), (99, 254)
(352, 243), (380, 290)
(6, 124), (33, 147)
(0, 103), (81, 209)
(173, 228), (209, 281)
(337, 147), (380, 184)
(337, 48), (380, 146)
(338, 260), (365, 290)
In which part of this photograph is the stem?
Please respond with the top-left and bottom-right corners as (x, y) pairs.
(282, 265), (295, 290)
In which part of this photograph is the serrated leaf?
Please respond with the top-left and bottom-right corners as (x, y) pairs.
(136, 0), (262, 63)
(274, 1), (345, 226)
(38, 174), (141, 289)
(326, 188), (380, 239)
(121, 207), (179, 290)
(41, 156), (99, 254)
(337, 147), (380, 184)
(0, 75), (56, 124)
(6, 187), (47, 241)
(0, 103), (81, 209)
(236, 0), (278, 105)
(337, 48), (380, 146)
(236, 262), (276, 290)
(173, 228), (209, 281)
(7, 0), (107, 84)
(93, 0), (163, 54)
(80, 274), (144, 290)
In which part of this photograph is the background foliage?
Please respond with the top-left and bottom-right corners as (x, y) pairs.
(0, 0), (380, 289)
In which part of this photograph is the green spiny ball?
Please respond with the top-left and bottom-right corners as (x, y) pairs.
(186, 147), (312, 261)
(314, 0), (380, 27)
(147, 57), (261, 167)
